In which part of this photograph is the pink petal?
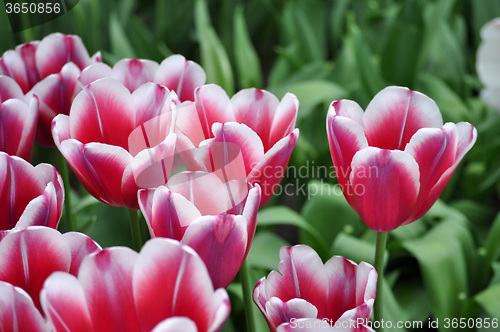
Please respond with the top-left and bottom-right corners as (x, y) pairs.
(79, 247), (140, 332)
(363, 86), (443, 150)
(324, 257), (377, 322)
(133, 238), (229, 331)
(0, 75), (24, 101)
(138, 186), (201, 240)
(35, 33), (91, 79)
(247, 129), (298, 206)
(78, 62), (113, 87)
(277, 319), (375, 332)
(167, 171), (232, 215)
(0, 227), (72, 311)
(15, 182), (60, 229)
(349, 147), (420, 231)
(152, 317), (199, 332)
(16, 42), (41, 91)
(242, 184), (261, 257)
(408, 122), (477, 221)
(0, 97), (38, 160)
(182, 215), (248, 288)
(211, 122), (265, 176)
(61, 232), (102, 276)
(112, 58), (159, 92)
(40, 272), (93, 332)
(154, 54), (206, 102)
(329, 99), (365, 125)
(232, 88), (280, 152)
(31, 62), (81, 146)
(194, 84), (236, 139)
(268, 93), (299, 150)
(327, 106), (368, 206)
(265, 298), (318, 329)
(69, 78), (135, 150)
(176, 102), (207, 147)
(0, 281), (46, 332)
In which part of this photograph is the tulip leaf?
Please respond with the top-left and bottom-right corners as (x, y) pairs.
(403, 216), (476, 325)
(195, 0), (234, 95)
(247, 231), (289, 271)
(476, 283), (500, 319)
(330, 233), (385, 267)
(233, 5), (262, 89)
(109, 13), (137, 59)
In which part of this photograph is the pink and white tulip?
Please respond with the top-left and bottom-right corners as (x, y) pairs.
(52, 78), (181, 209)
(0, 33), (100, 145)
(253, 245), (377, 332)
(0, 77), (38, 160)
(40, 238), (230, 332)
(139, 171), (261, 288)
(0, 227), (101, 313)
(0, 152), (64, 236)
(477, 18), (500, 112)
(326, 86), (477, 232)
(79, 54), (206, 101)
(178, 84), (299, 206)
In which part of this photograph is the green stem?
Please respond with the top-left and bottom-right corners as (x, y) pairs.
(374, 231), (388, 328)
(239, 260), (256, 332)
(58, 153), (75, 231)
(128, 209), (142, 251)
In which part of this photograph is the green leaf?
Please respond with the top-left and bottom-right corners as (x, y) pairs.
(330, 233), (382, 266)
(246, 231), (289, 270)
(195, 0), (234, 95)
(109, 13), (137, 59)
(476, 283), (500, 319)
(233, 5), (262, 88)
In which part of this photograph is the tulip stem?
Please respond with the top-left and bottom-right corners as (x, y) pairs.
(374, 231), (388, 328)
(128, 209), (142, 251)
(239, 260), (257, 332)
(58, 153), (76, 231)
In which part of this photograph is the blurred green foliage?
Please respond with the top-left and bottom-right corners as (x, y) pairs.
(2, 0), (500, 331)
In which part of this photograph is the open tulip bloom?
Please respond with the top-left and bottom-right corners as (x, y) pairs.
(0, 152), (64, 238)
(253, 245), (377, 332)
(0, 33), (101, 146)
(139, 171), (261, 289)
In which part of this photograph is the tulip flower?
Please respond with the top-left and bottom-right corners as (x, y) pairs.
(0, 33), (100, 145)
(0, 281), (47, 332)
(0, 227), (101, 314)
(138, 171), (261, 288)
(0, 77), (38, 160)
(477, 18), (500, 112)
(52, 78), (181, 209)
(79, 55), (206, 101)
(326, 86), (477, 232)
(177, 84), (299, 206)
(253, 245), (377, 332)
(40, 238), (230, 332)
(0, 152), (64, 236)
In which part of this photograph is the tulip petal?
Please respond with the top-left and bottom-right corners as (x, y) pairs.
(152, 317), (199, 332)
(0, 281), (46, 332)
(41, 272), (93, 332)
(16, 42), (40, 90)
(324, 257), (377, 322)
(0, 75), (24, 101)
(329, 99), (365, 125)
(61, 232), (102, 276)
(69, 78), (135, 149)
(477, 19), (500, 88)
(268, 93), (299, 150)
(139, 186), (201, 240)
(242, 184), (261, 256)
(16, 182), (59, 229)
(232, 88), (280, 152)
(78, 62), (114, 87)
(133, 238), (229, 332)
(35, 33), (91, 78)
(0, 49), (31, 93)
(182, 215), (248, 288)
(112, 58), (159, 91)
(247, 129), (298, 206)
(176, 102), (207, 147)
(349, 147), (420, 231)
(327, 107), (368, 205)
(79, 247), (140, 332)
(0, 227), (72, 311)
(277, 319), (375, 331)
(363, 86), (443, 150)
(0, 97), (38, 160)
(265, 297), (318, 329)
(194, 84), (236, 139)
(155, 54), (206, 102)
